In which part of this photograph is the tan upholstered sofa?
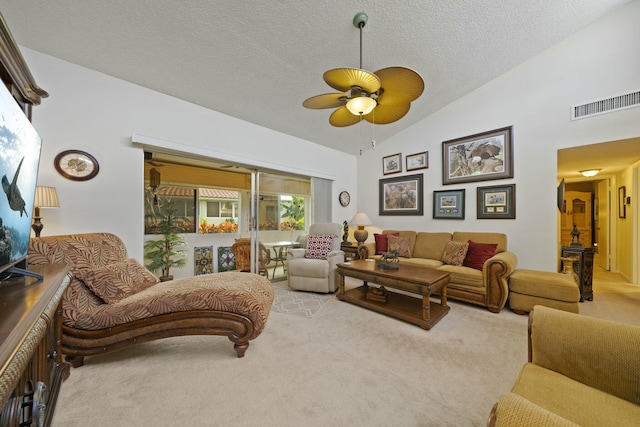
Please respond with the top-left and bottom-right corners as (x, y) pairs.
(28, 233), (274, 366)
(488, 306), (640, 426)
(361, 230), (517, 312)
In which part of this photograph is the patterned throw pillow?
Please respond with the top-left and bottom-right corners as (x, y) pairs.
(304, 234), (334, 259)
(387, 235), (412, 258)
(463, 240), (498, 270)
(374, 232), (400, 255)
(441, 241), (469, 266)
(77, 258), (159, 304)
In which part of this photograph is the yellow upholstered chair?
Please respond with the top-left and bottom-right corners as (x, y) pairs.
(232, 238), (271, 277)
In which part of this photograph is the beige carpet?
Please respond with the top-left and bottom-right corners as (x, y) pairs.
(51, 271), (639, 427)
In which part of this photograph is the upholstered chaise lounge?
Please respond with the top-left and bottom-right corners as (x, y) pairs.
(28, 233), (274, 367)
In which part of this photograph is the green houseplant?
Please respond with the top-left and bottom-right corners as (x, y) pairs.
(144, 201), (188, 281)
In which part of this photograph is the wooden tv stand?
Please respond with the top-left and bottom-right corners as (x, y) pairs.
(0, 264), (71, 426)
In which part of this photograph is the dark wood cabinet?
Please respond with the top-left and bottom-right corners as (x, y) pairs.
(561, 246), (595, 302)
(0, 265), (71, 427)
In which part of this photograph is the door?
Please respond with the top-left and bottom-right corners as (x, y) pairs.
(561, 191), (592, 247)
(596, 179), (610, 270)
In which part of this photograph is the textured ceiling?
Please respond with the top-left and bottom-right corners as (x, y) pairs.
(0, 0), (633, 161)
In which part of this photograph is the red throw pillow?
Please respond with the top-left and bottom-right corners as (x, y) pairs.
(374, 232), (400, 255)
(463, 240), (498, 270)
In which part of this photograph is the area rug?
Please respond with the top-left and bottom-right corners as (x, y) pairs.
(270, 282), (333, 318)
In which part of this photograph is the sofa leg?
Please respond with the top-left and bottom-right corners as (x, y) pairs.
(511, 309), (528, 315)
(234, 342), (248, 358)
(65, 355), (85, 368)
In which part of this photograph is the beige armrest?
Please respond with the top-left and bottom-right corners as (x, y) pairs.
(529, 306), (640, 404)
(484, 251), (517, 277)
(361, 242), (375, 259)
(488, 393), (579, 427)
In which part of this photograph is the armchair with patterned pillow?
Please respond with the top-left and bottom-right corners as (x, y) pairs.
(287, 223), (345, 293)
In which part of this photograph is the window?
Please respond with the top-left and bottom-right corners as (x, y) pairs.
(198, 188), (239, 233)
(143, 155), (310, 236)
(144, 186), (196, 234)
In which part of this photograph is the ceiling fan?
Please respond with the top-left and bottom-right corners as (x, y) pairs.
(303, 12), (424, 127)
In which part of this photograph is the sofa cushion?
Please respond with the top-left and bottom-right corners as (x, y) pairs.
(441, 241), (469, 266)
(388, 235), (412, 258)
(511, 363), (640, 426)
(438, 264), (484, 288)
(304, 234), (334, 259)
(412, 232), (452, 260)
(463, 240), (498, 270)
(374, 232), (400, 254)
(382, 230), (417, 251)
(76, 258), (159, 304)
(453, 231), (506, 253)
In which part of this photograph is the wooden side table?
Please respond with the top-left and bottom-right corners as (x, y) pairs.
(341, 243), (359, 260)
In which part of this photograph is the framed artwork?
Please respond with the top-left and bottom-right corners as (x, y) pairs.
(477, 184), (516, 219)
(406, 151), (428, 171)
(618, 186), (626, 218)
(382, 153), (402, 175)
(194, 246), (214, 275)
(217, 246), (236, 271)
(379, 174), (424, 216)
(557, 178), (565, 213)
(442, 126), (513, 185)
(433, 189), (465, 219)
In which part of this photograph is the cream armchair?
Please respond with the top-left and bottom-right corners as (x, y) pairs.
(287, 223), (345, 293)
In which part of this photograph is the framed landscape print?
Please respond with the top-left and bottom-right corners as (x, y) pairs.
(379, 174), (424, 216)
(442, 126), (513, 185)
(406, 151), (428, 171)
(477, 184), (516, 219)
(383, 153), (402, 175)
(433, 189), (465, 219)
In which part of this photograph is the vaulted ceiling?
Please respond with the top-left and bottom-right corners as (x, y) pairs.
(1, 0), (632, 159)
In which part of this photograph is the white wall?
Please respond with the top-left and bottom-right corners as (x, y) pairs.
(24, 48), (359, 273)
(356, 0), (640, 271)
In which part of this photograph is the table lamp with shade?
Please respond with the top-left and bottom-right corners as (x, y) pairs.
(31, 186), (59, 237)
(349, 212), (373, 245)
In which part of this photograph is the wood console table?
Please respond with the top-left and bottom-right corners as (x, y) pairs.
(561, 246), (595, 302)
(0, 265), (71, 426)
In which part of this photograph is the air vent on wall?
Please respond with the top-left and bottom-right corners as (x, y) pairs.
(571, 90), (640, 120)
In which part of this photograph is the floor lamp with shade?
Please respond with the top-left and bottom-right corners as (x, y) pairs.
(31, 186), (59, 237)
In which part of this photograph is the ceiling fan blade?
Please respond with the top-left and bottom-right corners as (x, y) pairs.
(323, 68), (381, 93)
(303, 93), (347, 109)
(329, 106), (363, 127)
(363, 103), (411, 125)
(374, 67), (424, 106)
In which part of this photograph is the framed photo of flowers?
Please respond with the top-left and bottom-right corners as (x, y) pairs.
(433, 189), (465, 219)
(382, 153), (402, 175)
(442, 126), (513, 185)
(477, 184), (516, 219)
(379, 174), (423, 216)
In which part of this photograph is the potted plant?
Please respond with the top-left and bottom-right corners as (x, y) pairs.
(144, 201), (188, 281)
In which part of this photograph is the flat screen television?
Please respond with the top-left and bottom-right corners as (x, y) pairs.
(0, 81), (43, 281)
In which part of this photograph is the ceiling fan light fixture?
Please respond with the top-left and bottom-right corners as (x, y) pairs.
(580, 169), (601, 177)
(346, 96), (376, 116)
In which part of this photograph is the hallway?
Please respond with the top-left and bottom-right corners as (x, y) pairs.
(580, 266), (640, 327)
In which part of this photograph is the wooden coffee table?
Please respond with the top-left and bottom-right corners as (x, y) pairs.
(337, 259), (450, 330)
